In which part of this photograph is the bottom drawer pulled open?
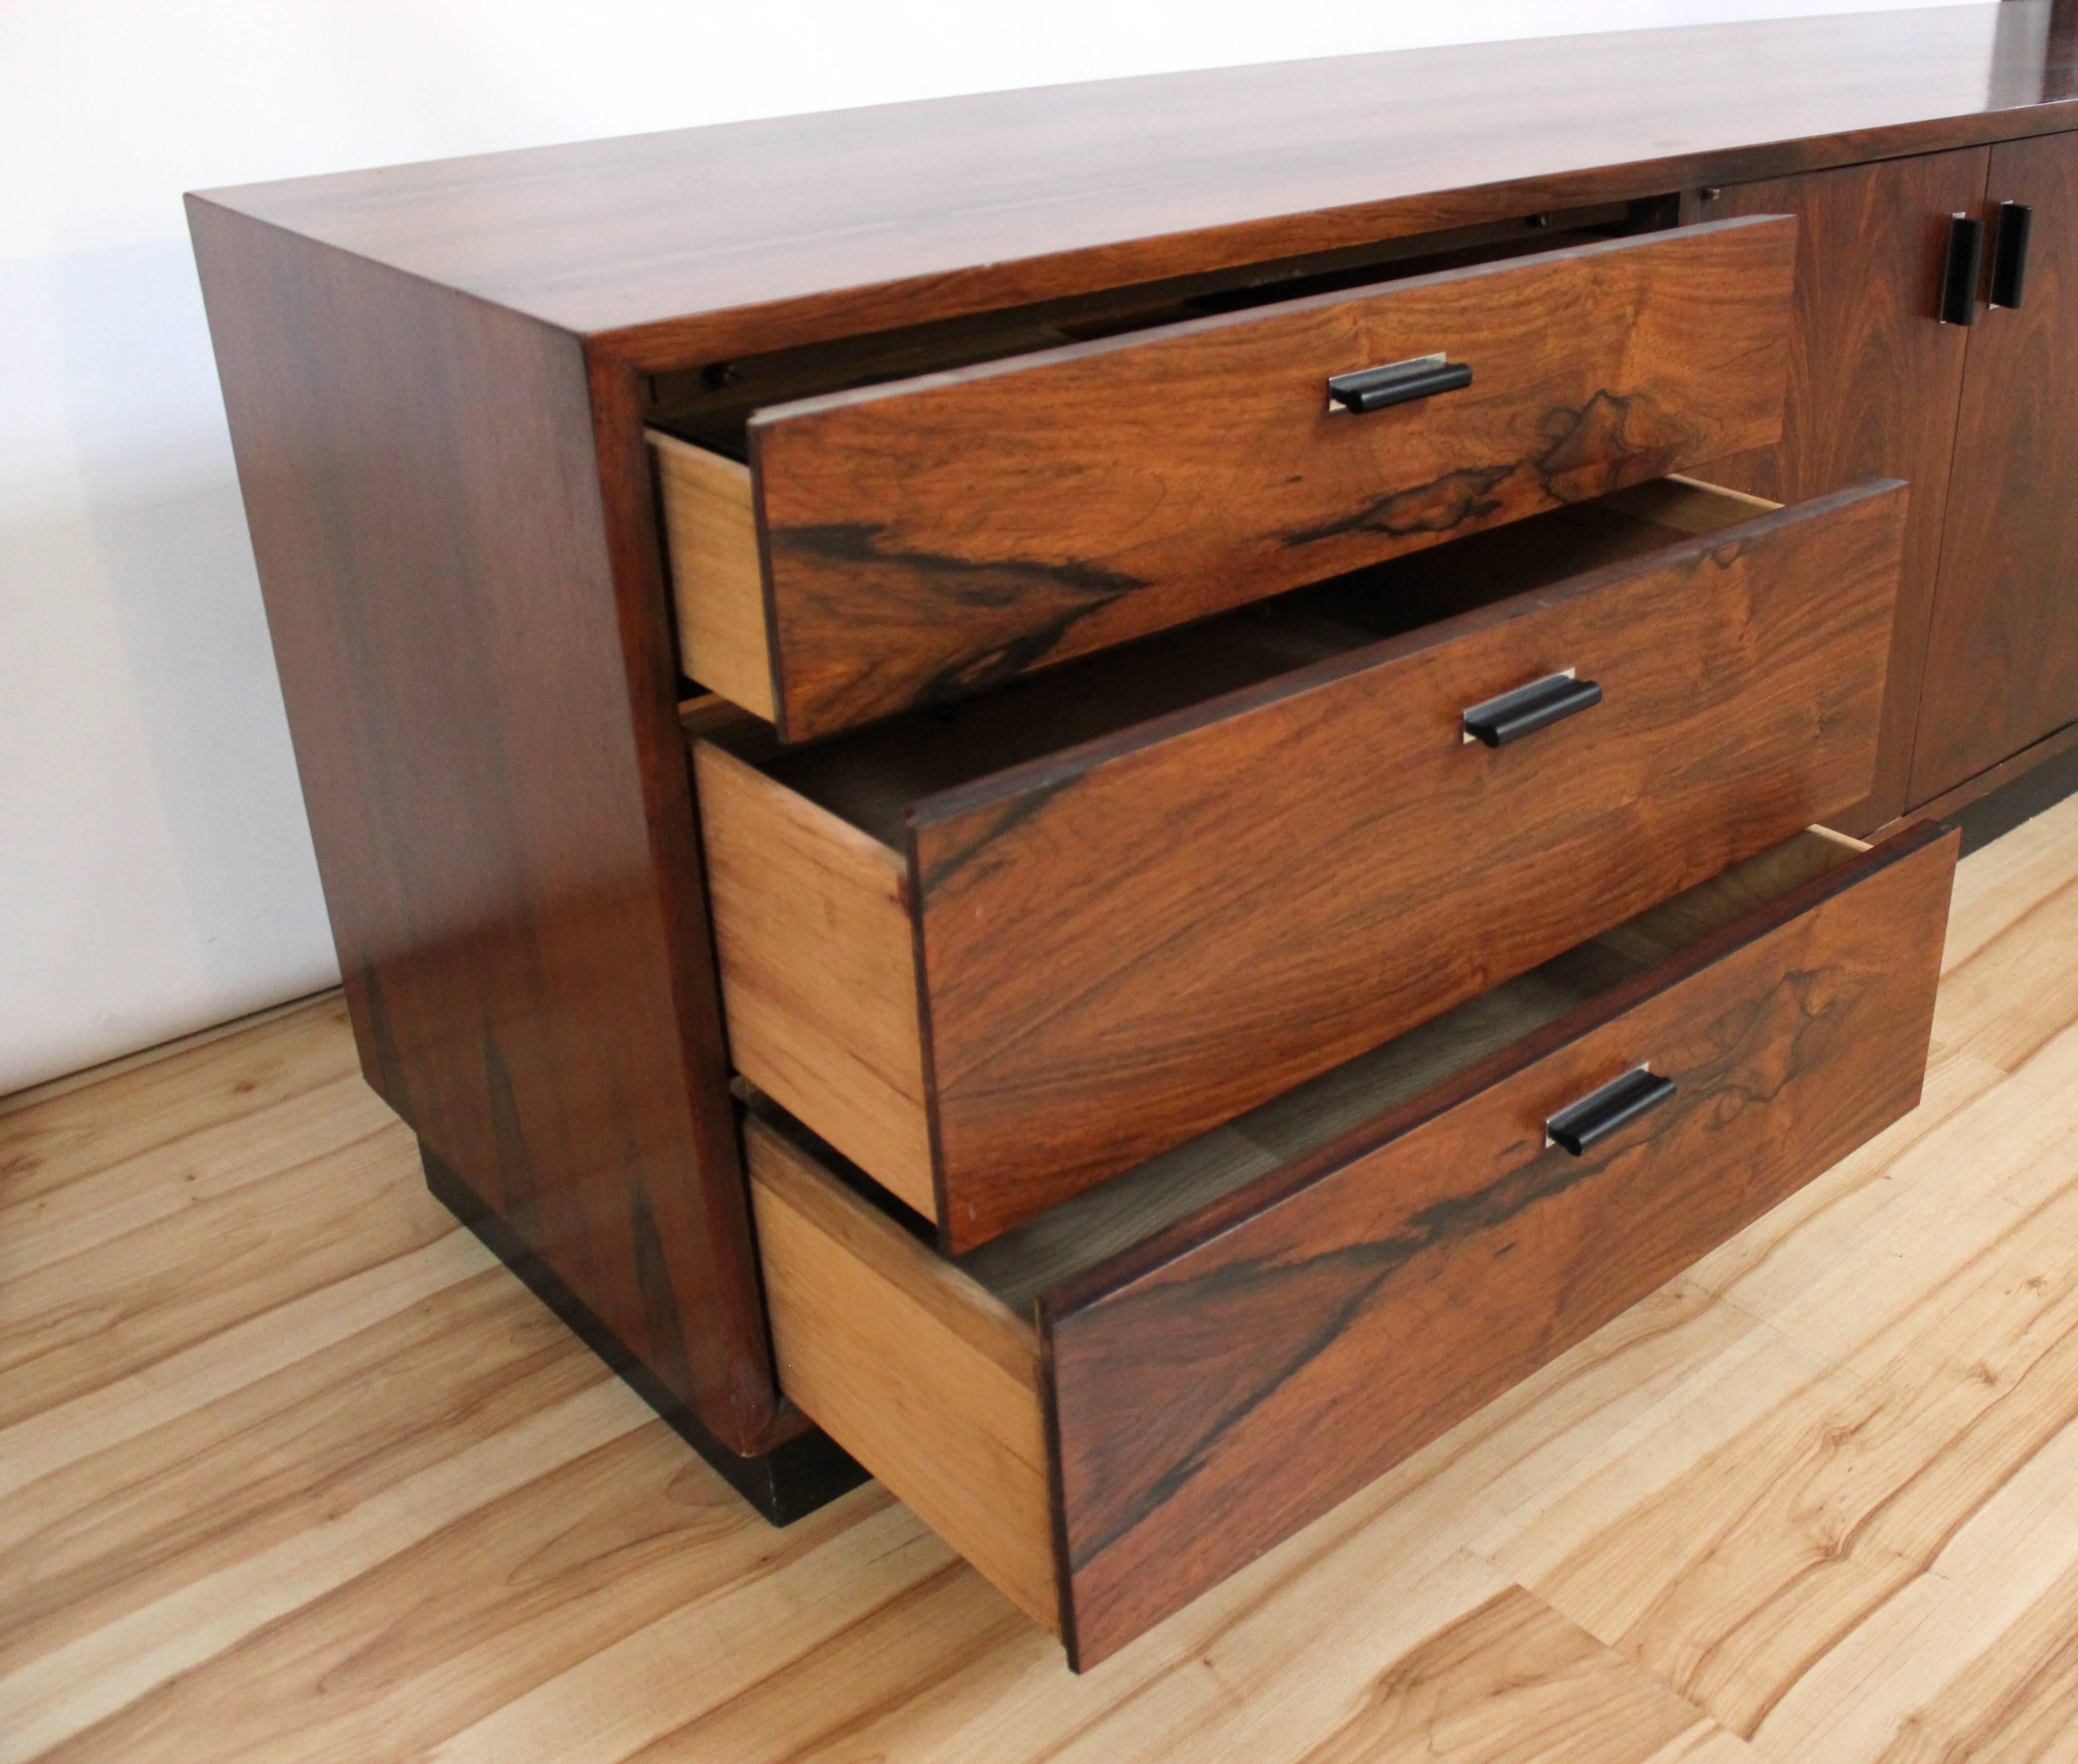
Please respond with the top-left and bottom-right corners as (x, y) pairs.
(748, 821), (1958, 1669)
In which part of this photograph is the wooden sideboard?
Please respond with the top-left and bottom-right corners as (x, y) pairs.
(1692, 129), (2078, 824)
(190, 4), (2073, 1667)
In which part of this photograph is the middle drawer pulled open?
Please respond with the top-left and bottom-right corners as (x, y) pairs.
(691, 472), (1906, 1252)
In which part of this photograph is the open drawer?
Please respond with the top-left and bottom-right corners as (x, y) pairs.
(693, 473), (1908, 1251)
(748, 820), (1958, 1669)
(651, 215), (1795, 740)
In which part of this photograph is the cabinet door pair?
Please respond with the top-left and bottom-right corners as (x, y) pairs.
(1702, 133), (2078, 821)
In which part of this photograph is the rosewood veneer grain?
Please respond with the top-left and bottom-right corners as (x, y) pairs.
(701, 475), (1906, 1250)
(654, 219), (1796, 738)
(1913, 129), (2078, 804)
(751, 822), (1960, 1666)
(187, 204), (784, 1463)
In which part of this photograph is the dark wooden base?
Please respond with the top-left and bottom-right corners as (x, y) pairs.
(1951, 741), (2078, 857)
(1874, 719), (2078, 856)
(1930, 723), (2078, 856)
(421, 1142), (868, 1525)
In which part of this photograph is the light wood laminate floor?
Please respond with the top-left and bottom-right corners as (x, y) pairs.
(8, 798), (2078, 1762)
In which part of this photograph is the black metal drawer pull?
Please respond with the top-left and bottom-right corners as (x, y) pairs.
(1546, 1066), (1678, 1156)
(1461, 670), (1602, 747)
(1940, 212), (1985, 325)
(1327, 353), (1473, 414)
(1991, 200), (2033, 309)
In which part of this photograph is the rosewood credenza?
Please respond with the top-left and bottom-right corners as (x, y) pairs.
(191, 3), (2078, 1667)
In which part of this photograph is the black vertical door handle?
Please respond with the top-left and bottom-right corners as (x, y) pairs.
(1941, 212), (1985, 325)
(1991, 201), (2034, 309)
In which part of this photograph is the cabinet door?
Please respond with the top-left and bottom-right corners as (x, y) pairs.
(1697, 150), (1987, 832)
(1912, 131), (2078, 805)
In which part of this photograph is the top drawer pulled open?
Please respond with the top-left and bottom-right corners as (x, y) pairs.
(649, 215), (1795, 741)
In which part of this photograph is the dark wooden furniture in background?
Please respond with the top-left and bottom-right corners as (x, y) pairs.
(1694, 95), (2078, 827)
(1916, 130), (2078, 801)
(1690, 151), (1988, 831)
(190, 3), (2071, 1665)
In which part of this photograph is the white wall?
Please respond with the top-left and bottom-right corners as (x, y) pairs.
(1, 0), (1966, 1093)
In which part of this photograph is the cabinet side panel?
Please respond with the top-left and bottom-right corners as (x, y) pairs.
(187, 200), (778, 1450)
(753, 219), (1796, 739)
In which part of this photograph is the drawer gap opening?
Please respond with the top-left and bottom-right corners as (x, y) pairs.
(700, 475), (1775, 853)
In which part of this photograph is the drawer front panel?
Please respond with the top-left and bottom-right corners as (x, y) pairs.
(915, 477), (1906, 1250)
(752, 216), (1796, 739)
(1040, 822), (1958, 1668)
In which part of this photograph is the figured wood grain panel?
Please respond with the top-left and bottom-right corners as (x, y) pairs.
(744, 1117), (1057, 1633)
(749, 219), (1796, 738)
(915, 479), (1906, 1249)
(186, 202), (779, 1452)
(694, 744), (934, 1217)
(1041, 823), (1957, 1668)
(648, 434), (773, 717)
(194, 8), (2078, 361)
(1696, 150), (1988, 832)
(1912, 130), (2078, 804)
(959, 943), (1655, 1313)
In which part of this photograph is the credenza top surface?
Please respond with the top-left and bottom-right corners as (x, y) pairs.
(191, 4), (2076, 363)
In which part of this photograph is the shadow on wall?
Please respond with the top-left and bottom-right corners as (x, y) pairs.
(1, 238), (336, 1094)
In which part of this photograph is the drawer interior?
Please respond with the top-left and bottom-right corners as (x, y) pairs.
(748, 822), (1873, 1641)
